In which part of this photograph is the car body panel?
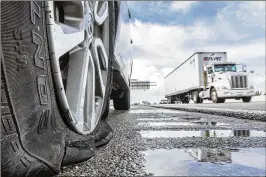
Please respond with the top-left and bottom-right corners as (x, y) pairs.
(113, 1), (133, 90)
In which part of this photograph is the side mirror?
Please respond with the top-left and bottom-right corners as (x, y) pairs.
(243, 65), (247, 72)
(219, 71), (224, 74)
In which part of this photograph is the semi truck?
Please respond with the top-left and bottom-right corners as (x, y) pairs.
(164, 52), (255, 104)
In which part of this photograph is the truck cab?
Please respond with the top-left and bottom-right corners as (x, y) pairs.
(201, 62), (255, 103)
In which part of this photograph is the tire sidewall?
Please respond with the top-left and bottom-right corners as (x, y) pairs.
(1, 2), (66, 174)
(242, 97), (251, 103)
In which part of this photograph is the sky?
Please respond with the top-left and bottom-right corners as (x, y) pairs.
(128, 1), (265, 103)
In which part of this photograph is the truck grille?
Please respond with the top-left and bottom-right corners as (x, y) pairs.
(231, 75), (247, 88)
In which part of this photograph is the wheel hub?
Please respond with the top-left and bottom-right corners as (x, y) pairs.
(212, 91), (217, 101)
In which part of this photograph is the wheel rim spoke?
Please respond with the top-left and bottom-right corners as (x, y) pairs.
(65, 47), (90, 132)
(84, 53), (95, 132)
(92, 38), (108, 93)
(46, 1), (85, 59)
(94, 2), (108, 25)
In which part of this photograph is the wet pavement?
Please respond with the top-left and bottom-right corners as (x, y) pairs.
(143, 148), (265, 176)
(140, 130), (265, 138)
(59, 106), (266, 176)
(153, 101), (266, 121)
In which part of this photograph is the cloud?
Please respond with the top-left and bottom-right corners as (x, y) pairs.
(131, 20), (188, 69)
(129, 1), (265, 102)
(171, 1), (198, 13)
(234, 1), (265, 28)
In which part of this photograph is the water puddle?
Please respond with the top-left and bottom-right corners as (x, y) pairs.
(180, 117), (202, 120)
(137, 118), (181, 121)
(138, 122), (195, 126)
(140, 130), (265, 138)
(138, 121), (228, 127)
(143, 148), (266, 176)
(195, 122), (229, 126)
(137, 116), (202, 122)
(129, 109), (183, 114)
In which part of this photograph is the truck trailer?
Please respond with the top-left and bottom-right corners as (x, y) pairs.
(164, 52), (255, 104)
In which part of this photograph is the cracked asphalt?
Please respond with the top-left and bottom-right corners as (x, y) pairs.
(59, 105), (266, 176)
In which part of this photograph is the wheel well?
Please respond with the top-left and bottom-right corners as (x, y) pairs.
(112, 70), (129, 91)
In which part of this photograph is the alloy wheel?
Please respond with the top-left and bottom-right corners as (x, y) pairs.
(46, 1), (110, 134)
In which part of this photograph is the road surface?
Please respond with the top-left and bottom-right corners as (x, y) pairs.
(185, 96), (265, 111)
(152, 100), (266, 121)
(59, 106), (266, 176)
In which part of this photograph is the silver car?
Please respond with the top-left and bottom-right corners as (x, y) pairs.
(1, 1), (132, 176)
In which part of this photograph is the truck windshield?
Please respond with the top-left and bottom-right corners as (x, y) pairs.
(214, 64), (236, 72)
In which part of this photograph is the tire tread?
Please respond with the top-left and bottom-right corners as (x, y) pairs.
(113, 89), (130, 110)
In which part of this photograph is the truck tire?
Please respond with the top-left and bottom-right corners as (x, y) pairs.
(219, 99), (226, 103)
(182, 97), (189, 104)
(198, 98), (203, 103)
(1, 2), (115, 176)
(242, 97), (252, 103)
(211, 88), (225, 103)
(193, 93), (203, 104)
(113, 89), (130, 110)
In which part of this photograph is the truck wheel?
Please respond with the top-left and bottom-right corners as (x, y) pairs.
(193, 93), (203, 104)
(182, 97), (189, 104)
(211, 88), (225, 103)
(242, 97), (252, 103)
(219, 99), (226, 103)
(113, 89), (130, 110)
(1, 2), (115, 176)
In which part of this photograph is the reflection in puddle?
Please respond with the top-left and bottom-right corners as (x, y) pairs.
(129, 109), (183, 114)
(137, 117), (201, 121)
(143, 148), (266, 176)
(195, 122), (228, 126)
(138, 122), (194, 126)
(181, 117), (202, 120)
(140, 130), (265, 138)
(138, 122), (228, 127)
(137, 118), (180, 121)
